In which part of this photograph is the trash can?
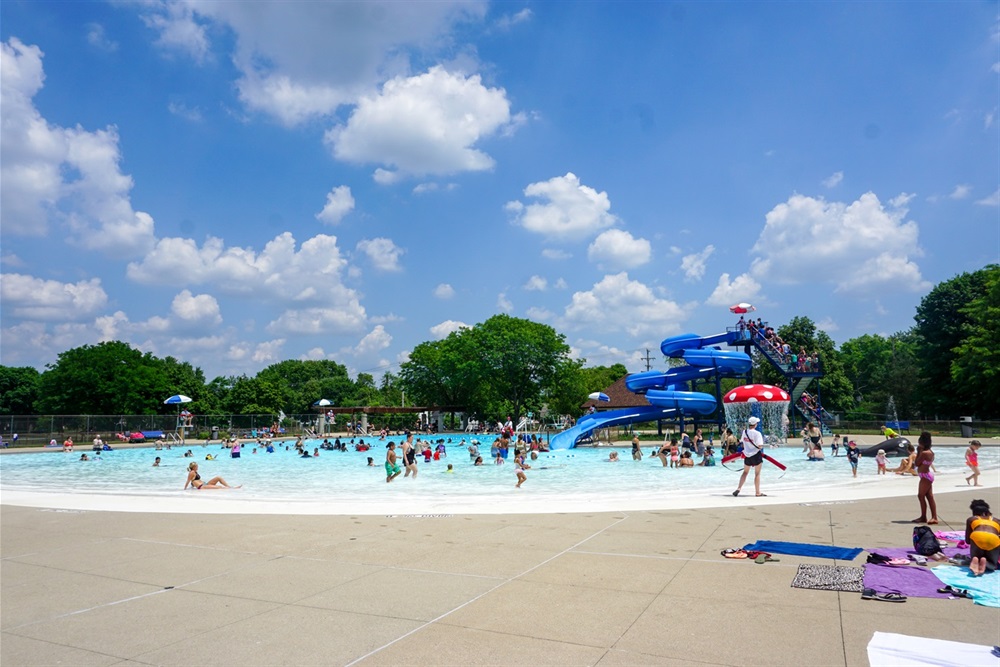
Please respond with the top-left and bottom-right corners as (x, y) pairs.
(211, 426), (219, 441)
(959, 416), (974, 439)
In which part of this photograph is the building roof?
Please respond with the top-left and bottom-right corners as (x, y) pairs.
(581, 375), (650, 410)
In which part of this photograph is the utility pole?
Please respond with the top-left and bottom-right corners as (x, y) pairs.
(642, 348), (655, 371)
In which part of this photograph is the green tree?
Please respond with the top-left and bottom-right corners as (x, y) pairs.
(399, 330), (482, 410)
(839, 331), (919, 420)
(224, 375), (284, 414)
(34, 341), (175, 415)
(913, 265), (996, 417)
(256, 359), (354, 413)
(468, 314), (573, 426)
(0, 366), (40, 414)
(546, 362), (629, 418)
(950, 266), (1000, 417)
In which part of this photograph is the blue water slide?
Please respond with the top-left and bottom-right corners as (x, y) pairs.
(548, 332), (751, 450)
(548, 406), (682, 451)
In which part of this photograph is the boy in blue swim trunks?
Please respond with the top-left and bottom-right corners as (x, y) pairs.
(385, 442), (402, 483)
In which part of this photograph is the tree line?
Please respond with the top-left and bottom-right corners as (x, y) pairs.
(1, 265), (996, 422)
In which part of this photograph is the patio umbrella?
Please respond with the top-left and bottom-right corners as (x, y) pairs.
(313, 398), (333, 407)
(163, 395), (193, 405)
(729, 303), (756, 314)
(587, 391), (611, 402)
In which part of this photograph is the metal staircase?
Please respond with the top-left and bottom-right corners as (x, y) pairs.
(728, 323), (832, 435)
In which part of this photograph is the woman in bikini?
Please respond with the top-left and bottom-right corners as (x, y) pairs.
(184, 462), (240, 490)
(965, 499), (999, 576)
(912, 432), (938, 525)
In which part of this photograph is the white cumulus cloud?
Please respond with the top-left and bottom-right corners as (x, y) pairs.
(976, 189), (1000, 206)
(430, 319), (469, 339)
(587, 229), (651, 270)
(149, 1), (487, 126)
(356, 237), (404, 272)
(506, 173), (618, 241)
(949, 184), (972, 200)
(325, 66), (516, 178)
(315, 185), (355, 225)
(705, 273), (763, 307)
(680, 245), (715, 282)
(433, 283), (455, 299)
(126, 232), (368, 335)
(561, 272), (687, 338)
(170, 289), (222, 325)
(0, 273), (108, 320)
(749, 192), (927, 294)
(523, 275), (548, 291)
(0, 38), (156, 256)
(822, 171), (844, 188)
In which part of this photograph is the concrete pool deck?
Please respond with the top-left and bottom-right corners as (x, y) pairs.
(3, 489), (999, 665)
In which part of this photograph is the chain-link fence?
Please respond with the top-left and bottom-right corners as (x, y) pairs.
(0, 414), (322, 447)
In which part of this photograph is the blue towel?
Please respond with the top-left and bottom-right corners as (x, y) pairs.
(743, 540), (863, 561)
(932, 565), (1000, 608)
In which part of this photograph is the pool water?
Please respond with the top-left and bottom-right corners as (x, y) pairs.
(1, 435), (995, 510)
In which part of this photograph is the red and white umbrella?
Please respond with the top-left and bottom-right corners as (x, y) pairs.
(729, 303), (756, 314)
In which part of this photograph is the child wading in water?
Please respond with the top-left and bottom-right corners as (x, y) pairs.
(875, 449), (887, 475)
(514, 449), (529, 488)
(846, 440), (860, 477)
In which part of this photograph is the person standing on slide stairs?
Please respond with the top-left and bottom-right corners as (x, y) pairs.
(733, 416), (766, 497)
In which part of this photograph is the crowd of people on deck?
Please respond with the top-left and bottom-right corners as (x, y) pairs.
(738, 317), (823, 374)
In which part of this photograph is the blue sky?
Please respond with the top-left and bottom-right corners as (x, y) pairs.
(1, 1), (997, 381)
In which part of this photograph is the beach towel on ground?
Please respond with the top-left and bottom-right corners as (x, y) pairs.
(863, 564), (951, 599)
(791, 564), (863, 592)
(932, 566), (1000, 608)
(866, 631), (999, 667)
(743, 540), (863, 561)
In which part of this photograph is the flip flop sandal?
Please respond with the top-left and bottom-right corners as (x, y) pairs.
(938, 586), (972, 599)
(861, 588), (877, 600)
(754, 553), (780, 564)
(875, 593), (907, 602)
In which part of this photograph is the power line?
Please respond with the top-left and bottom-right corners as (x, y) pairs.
(641, 348), (655, 371)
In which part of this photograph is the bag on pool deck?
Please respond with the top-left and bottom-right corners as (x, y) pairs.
(912, 525), (942, 556)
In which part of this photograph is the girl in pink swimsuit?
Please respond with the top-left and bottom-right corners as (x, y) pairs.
(913, 432), (938, 525)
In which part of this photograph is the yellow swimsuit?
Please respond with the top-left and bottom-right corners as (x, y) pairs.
(970, 517), (1000, 552)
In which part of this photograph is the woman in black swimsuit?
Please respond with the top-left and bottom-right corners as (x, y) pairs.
(184, 462), (240, 490)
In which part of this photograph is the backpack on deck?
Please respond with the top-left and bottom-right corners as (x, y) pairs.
(912, 525), (942, 556)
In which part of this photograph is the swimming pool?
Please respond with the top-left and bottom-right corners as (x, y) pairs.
(1, 435), (996, 514)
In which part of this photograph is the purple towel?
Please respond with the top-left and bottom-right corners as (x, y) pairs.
(869, 546), (967, 560)
(863, 563), (951, 599)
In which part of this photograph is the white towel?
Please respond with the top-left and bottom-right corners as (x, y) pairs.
(867, 631), (999, 667)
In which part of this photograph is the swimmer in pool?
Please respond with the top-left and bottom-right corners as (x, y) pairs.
(184, 462), (240, 490)
(385, 442), (402, 483)
(152, 457), (161, 467)
(474, 455), (484, 466)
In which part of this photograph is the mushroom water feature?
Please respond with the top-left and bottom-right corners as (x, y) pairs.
(723, 384), (790, 444)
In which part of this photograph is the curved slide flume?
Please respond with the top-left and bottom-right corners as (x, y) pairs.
(549, 332), (751, 450)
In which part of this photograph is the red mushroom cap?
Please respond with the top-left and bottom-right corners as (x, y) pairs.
(723, 384), (789, 403)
